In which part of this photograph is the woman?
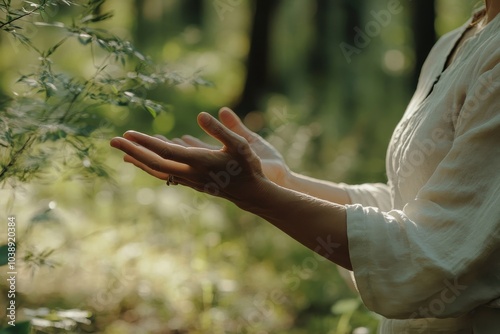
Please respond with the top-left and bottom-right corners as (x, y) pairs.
(110, 1), (500, 332)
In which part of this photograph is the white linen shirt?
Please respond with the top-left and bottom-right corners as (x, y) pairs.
(343, 11), (500, 334)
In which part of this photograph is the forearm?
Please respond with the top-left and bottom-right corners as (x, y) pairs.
(283, 171), (352, 205)
(239, 177), (352, 270)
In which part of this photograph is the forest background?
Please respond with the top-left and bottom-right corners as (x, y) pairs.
(0, 0), (479, 333)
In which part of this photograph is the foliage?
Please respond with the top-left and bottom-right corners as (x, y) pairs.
(0, 0), (208, 188)
(0, 0), (207, 332)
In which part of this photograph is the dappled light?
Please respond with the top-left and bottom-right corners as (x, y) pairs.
(0, 0), (481, 333)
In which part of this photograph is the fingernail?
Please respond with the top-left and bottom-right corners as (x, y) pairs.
(199, 112), (211, 125)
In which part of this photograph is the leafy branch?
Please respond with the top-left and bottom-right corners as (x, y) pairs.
(0, 136), (35, 181)
(0, 0), (210, 188)
(0, 0), (49, 29)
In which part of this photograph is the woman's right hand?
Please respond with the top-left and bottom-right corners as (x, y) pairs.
(163, 107), (291, 187)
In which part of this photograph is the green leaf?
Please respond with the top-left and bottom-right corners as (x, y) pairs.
(30, 208), (59, 224)
(145, 105), (157, 118)
(96, 38), (109, 50)
(45, 37), (68, 57)
(78, 33), (92, 45)
(0, 244), (8, 266)
(81, 12), (113, 24)
(34, 22), (65, 28)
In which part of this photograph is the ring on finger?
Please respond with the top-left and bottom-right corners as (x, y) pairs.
(166, 175), (176, 186)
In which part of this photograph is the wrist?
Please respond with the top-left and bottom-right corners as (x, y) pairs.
(234, 175), (279, 213)
(278, 169), (295, 189)
(282, 170), (303, 190)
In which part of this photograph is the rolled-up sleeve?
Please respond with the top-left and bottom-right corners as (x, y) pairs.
(346, 64), (500, 319)
(342, 183), (392, 212)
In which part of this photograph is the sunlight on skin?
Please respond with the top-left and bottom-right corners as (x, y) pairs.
(485, 0), (500, 24)
(110, 108), (353, 270)
(110, 110), (265, 200)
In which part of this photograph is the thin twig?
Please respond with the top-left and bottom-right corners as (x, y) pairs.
(0, 1), (47, 29)
(0, 136), (35, 182)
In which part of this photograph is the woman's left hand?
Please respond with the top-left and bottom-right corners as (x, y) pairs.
(110, 112), (267, 205)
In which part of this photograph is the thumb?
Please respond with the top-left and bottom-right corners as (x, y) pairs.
(218, 107), (255, 142)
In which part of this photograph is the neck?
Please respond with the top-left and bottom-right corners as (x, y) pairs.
(485, 0), (500, 23)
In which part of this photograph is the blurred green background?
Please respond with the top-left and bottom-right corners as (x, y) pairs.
(0, 0), (480, 333)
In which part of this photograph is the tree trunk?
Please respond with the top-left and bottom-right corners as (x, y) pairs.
(234, 0), (280, 118)
(411, 0), (436, 88)
(307, 0), (333, 80)
(180, 0), (204, 27)
(340, 0), (363, 123)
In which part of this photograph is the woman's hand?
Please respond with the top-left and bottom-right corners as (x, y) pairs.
(164, 107), (291, 187)
(111, 109), (351, 270)
(110, 112), (267, 205)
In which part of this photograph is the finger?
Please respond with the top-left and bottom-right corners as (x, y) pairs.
(123, 154), (170, 180)
(123, 157), (192, 188)
(171, 138), (189, 147)
(154, 134), (169, 142)
(168, 175), (204, 191)
(197, 112), (244, 152)
(219, 107), (257, 142)
(110, 137), (192, 176)
(181, 135), (220, 150)
(122, 131), (198, 165)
